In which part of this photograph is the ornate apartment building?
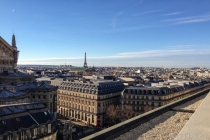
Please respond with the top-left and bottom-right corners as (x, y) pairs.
(51, 80), (124, 127)
(121, 81), (210, 116)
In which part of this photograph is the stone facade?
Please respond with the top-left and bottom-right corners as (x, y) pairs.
(121, 81), (210, 116)
(51, 80), (124, 127)
(0, 35), (19, 72)
(16, 82), (58, 114)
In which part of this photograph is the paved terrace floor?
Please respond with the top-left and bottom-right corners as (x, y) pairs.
(114, 94), (207, 140)
(175, 92), (210, 140)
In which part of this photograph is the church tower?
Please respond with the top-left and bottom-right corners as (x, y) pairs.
(83, 52), (88, 68)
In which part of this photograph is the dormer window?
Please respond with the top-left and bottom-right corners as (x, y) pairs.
(2, 120), (6, 125)
(16, 118), (20, 122)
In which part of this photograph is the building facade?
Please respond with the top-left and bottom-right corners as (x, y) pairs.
(51, 80), (124, 127)
(16, 82), (58, 114)
(0, 34), (19, 72)
(121, 81), (210, 116)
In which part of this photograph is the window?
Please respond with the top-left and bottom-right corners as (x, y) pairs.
(48, 124), (51, 133)
(16, 118), (20, 122)
(20, 131), (24, 140)
(33, 128), (37, 138)
(98, 103), (100, 107)
(92, 115), (94, 123)
(2, 121), (6, 125)
(7, 135), (12, 140)
(38, 95), (40, 99)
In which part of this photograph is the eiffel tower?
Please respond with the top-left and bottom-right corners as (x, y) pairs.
(83, 52), (88, 68)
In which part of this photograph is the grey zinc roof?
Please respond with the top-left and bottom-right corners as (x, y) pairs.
(0, 89), (28, 98)
(38, 82), (57, 90)
(0, 102), (53, 135)
(59, 81), (124, 95)
(16, 82), (57, 92)
(0, 72), (30, 77)
(0, 103), (45, 117)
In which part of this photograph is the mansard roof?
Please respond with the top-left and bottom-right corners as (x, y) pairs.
(38, 82), (57, 90)
(0, 71), (30, 77)
(0, 103), (45, 117)
(59, 81), (125, 95)
(0, 103), (54, 135)
(16, 82), (57, 92)
(124, 86), (172, 95)
(0, 88), (28, 98)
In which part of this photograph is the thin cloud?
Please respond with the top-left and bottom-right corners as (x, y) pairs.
(104, 25), (154, 33)
(164, 45), (195, 49)
(19, 48), (210, 62)
(111, 18), (116, 29)
(135, 0), (143, 5)
(133, 10), (162, 16)
(116, 11), (124, 16)
(163, 14), (210, 24)
(111, 10), (124, 29)
(117, 49), (210, 58)
(163, 12), (182, 16)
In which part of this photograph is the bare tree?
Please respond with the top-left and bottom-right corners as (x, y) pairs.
(105, 105), (121, 125)
(120, 105), (133, 120)
(105, 105), (134, 125)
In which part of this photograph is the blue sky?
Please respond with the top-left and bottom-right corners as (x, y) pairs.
(1, 0), (210, 68)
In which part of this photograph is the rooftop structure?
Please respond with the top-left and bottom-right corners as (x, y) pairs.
(0, 102), (57, 140)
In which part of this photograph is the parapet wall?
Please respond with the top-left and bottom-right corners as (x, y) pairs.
(81, 87), (210, 140)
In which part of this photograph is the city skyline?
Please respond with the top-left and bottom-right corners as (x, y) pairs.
(1, 0), (210, 68)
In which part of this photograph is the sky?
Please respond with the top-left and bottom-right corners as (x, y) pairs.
(1, 0), (210, 68)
